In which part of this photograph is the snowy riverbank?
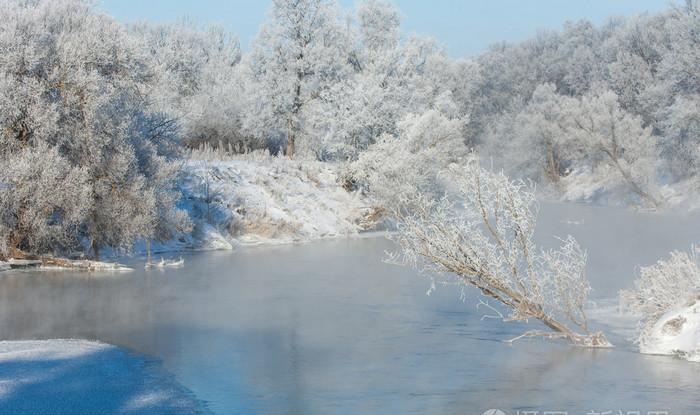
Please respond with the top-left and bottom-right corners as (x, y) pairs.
(0, 258), (133, 272)
(0, 156), (376, 267)
(170, 155), (373, 251)
(0, 340), (206, 414)
(639, 299), (700, 362)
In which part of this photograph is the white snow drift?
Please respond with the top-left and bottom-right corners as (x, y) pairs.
(178, 154), (372, 249)
(640, 299), (700, 362)
(0, 339), (204, 414)
(620, 246), (700, 362)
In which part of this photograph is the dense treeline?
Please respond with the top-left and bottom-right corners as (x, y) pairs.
(351, 0), (700, 208)
(0, 0), (193, 258)
(0, 0), (698, 258)
(473, 4), (700, 205)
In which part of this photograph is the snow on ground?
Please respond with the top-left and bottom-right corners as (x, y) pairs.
(0, 259), (132, 273)
(176, 153), (372, 250)
(557, 169), (700, 212)
(587, 297), (700, 363)
(39, 259), (133, 271)
(639, 298), (700, 362)
(0, 339), (207, 414)
(1, 154), (376, 263)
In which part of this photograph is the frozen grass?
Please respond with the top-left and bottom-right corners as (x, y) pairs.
(0, 340), (206, 414)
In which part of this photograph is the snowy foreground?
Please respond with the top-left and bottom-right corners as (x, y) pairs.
(172, 156), (373, 251)
(0, 340), (205, 414)
(584, 300), (700, 363)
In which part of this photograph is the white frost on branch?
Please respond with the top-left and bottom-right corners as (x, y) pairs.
(388, 157), (611, 347)
(347, 109), (467, 211)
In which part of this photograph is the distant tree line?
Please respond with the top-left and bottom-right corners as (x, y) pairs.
(0, 0), (698, 258)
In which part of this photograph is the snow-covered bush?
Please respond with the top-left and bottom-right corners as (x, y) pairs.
(0, 144), (90, 257)
(0, 0), (189, 258)
(620, 247), (700, 360)
(180, 157), (368, 247)
(390, 157), (611, 347)
(347, 110), (467, 210)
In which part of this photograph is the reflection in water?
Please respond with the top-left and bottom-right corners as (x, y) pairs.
(0, 204), (699, 414)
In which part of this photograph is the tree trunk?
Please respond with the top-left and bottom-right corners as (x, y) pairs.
(91, 239), (100, 260)
(606, 152), (660, 209)
(286, 134), (295, 158)
(285, 118), (296, 158)
(545, 138), (560, 184)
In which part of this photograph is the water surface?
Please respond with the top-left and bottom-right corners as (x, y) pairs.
(0, 203), (699, 414)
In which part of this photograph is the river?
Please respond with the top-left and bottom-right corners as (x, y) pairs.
(0, 202), (699, 414)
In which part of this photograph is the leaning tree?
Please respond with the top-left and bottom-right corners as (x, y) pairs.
(389, 157), (612, 347)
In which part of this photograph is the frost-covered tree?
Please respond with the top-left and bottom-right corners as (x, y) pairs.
(485, 83), (569, 185)
(484, 85), (661, 206)
(601, 13), (670, 120)
(357, 0), (400, 54)
(558, 89), (661, 207)
(246, 0), (353, 158)
(0, 0), (189, 258)
(132, 21), (254, 152)
(658, 1), (700, 97)
(657, 95), (700, 181)
(466, 6), (700, 203)
(389, 158), (611, 347)
(303, 0), (467, 161)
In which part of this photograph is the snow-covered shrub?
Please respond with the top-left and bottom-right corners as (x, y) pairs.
(180, 158), (367, 246)
(620, 247), (700, 360)
(347, 110), (467, 211)
(390, 157), (611, 347)
(0, 0), (189, 257)
(0, 144), (90, 257)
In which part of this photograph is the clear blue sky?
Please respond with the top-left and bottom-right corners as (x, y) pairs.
(100, 0), (676, 57)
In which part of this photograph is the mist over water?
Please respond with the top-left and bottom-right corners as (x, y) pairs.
(0, 203), (699, 414)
